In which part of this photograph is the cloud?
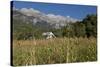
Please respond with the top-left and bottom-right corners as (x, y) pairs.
(20, 8), (41, 16)
(46, 14), (67, 23)
(47, 14), (66, 20)
(66, 16), (70, 18)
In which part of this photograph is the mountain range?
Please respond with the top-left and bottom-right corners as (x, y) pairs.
(12, 8), (79, 29)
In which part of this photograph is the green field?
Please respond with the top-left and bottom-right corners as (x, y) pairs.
(12, 37), (97, 66)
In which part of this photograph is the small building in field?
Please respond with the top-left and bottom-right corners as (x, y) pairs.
(42, 32), (56, 39)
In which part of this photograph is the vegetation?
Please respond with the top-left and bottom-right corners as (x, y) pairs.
(13, 37), (97, 66)
(59, 14), (97, 38)
(12, 14), (97, 66)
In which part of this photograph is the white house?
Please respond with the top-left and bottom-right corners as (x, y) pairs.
(42, 32), (56, 39)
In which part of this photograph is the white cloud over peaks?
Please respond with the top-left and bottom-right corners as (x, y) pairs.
(20, 8), (41, 16)
(46, 14), (67, 22)
(47, 14), (66, 19)
(66, 16), (70, 18)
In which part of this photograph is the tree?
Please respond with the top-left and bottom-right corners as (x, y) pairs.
(82, 14), (97, 37)
(61, 23), (74, 37)
(73, 22), (86, 37)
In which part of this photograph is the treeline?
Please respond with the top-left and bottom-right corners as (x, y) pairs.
(52, 14), (97, 38)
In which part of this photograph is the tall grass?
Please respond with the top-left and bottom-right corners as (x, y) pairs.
(12, 37), (97, 66)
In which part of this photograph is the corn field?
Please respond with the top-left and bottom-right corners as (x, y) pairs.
(12, 37), (97, 66)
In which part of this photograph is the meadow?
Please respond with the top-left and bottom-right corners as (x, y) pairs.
(12, 37), (97, 66)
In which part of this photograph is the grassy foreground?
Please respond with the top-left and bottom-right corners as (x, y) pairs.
(12, 37), (97, 66)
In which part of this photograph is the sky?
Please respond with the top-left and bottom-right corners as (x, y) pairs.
(12, 1), (97, 20)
